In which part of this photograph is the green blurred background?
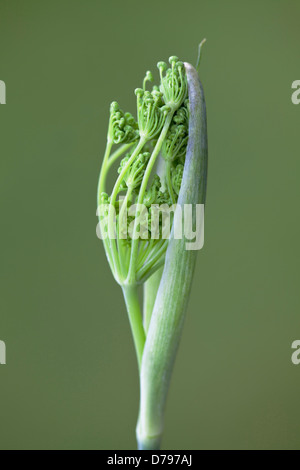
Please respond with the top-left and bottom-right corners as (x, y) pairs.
(0, 0), (299, 450)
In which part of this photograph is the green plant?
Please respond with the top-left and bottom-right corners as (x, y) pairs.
(97, 44), (208, 450)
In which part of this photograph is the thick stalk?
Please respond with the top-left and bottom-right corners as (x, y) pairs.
(143, 267), (164, 334)
(137, 434), (161, 450)
(122, 285), (146, 370)
(137, 62), (208, 450)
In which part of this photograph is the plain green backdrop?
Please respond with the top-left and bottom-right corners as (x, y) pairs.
(0, 0), (299, 450)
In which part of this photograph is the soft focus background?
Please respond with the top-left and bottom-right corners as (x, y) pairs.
(0, 0), (299, 450)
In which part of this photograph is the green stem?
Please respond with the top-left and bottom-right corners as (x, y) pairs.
(143, 267), (163, 334)
(138, 240), (168, 281)
(98, 142), (135, 203)
(97, 142), (134, 278)
(97, 140), (113, 198)
(117, 188), (133, 278)
(106, 142), (135, 172)
(141, 257), (166, 284)
(122, 285), (146, 370)
(136, 239), (155, 271)
(108, 138), (146, 280)
(97, 140), (114, 273)
(136, 431), (162, 450)
(166, 161), (176, 204)
(127, 113), (174, 284)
